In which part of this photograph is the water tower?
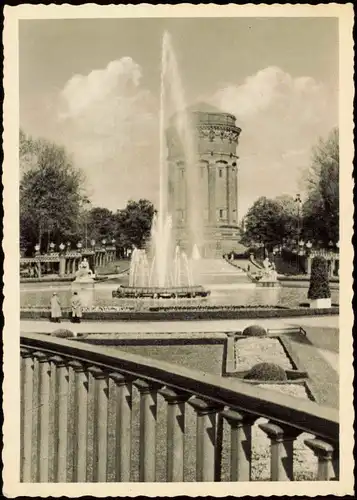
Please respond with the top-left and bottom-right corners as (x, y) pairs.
(166, 102), (242, 258)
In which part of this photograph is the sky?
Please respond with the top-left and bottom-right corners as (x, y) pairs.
(19, 17), (338, 218)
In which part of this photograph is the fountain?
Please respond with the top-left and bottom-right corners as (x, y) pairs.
(73, 258), (95, 285)
(256, 257), (280, 288)
(113, 32), (209, 300)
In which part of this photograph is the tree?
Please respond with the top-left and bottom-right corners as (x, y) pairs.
(20, 131), (86, 253)
(242, 196), (288, 250)
(115, 199), (155, 252)
(274, 194), (300, 242)
(303, 128), (339, 246)
(85, 207), (117, 243)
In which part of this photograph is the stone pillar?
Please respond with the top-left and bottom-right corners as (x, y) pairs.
(304, 438), (337, 480)
(134, 379), (163, 482)
(72, 259), (76, 275)
(189, 397), (224, 482)
(222, 410), (257, 481)
(110, 373), (133, 482)
(21, 349), (35, 482)
(307, 256), (312, 275)
(69, 360), (89, 482)
(259, 422), (301, 481)
(330, 259), (335, 277)
(208, 164), (216, 224)
(159, 387), (191, 482)
(50, 355), (70, 482)
(59, 256), (66, 277)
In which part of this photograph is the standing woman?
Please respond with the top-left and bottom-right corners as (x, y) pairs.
(71, 292), (82, 324)
(50, 292), (62, 323)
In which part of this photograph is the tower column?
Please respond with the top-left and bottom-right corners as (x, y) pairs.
(233, 164), (238, 223)
(227, 165), (232, 224)
(208, 164), (216, 224)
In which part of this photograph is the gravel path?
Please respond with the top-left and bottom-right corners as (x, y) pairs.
(235, 337), (293, 371)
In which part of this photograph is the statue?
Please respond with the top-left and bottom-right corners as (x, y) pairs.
(73, 258), (95, 284)
(260, 257), (278, 282)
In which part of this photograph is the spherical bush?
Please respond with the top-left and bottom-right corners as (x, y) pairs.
(244, 362), (287, 381)
(242, 325), (267, 337)
(51, 329), (75, 338)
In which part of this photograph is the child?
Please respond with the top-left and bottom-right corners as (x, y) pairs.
(71, 292), (82, 324)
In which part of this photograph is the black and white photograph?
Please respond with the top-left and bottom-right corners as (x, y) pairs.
(2, 4), (354, 497)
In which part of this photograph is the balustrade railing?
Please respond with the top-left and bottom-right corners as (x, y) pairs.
(20, 332), (339, 483)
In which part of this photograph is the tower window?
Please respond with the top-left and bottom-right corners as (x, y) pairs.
(219, 169), (223, 178)
(219, 209), (223, 219)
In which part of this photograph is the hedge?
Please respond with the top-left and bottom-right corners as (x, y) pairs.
(21, 306), (339, 321)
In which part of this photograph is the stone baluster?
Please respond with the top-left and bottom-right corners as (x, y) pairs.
(21, 348), (35, 482)
(222, 409), (257, 481)
(159, 387), (191, 482)
(304, 438), (337, 480)
(259, 422), (301, 481)
(88, 366), (109, 482)
(72, 258), (76, 275)
(134, 379), (162, 482)
(109, 373), (133, 482)
(34, 351), (52, 482)
(189, 397), (223, 482)
(68, 360), (89, 482)
(49, 355), (70, 482)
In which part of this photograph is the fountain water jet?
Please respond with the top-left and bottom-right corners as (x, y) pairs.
(113, 31), (209, 300)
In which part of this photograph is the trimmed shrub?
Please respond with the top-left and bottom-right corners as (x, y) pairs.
(52, 329), (75, 338)
(244, 362), (287, 381)
(308, 256), (331, 300)
(242, 324), (267, 337)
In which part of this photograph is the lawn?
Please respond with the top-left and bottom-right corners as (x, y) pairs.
(280, 327), (339, 408)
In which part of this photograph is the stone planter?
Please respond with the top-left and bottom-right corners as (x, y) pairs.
(309, 297), (331, 309)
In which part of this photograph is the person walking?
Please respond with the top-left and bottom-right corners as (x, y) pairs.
(71, 291), (82, 324)
(50, 292), (62, 323)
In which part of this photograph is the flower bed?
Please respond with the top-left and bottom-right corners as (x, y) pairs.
(235, 337), (293, 371)
(149, 304), (289, 312)
(251, 384), (317, 481)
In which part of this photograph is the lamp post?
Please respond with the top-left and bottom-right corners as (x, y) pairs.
(59, 243), (65, 253)
(77, 242), (82, 252)
(306, 240), (312, 255)
(295, 194), (302, 271)
(49, 242), (55, 253)
(34, 244), (40, 256)
(299, 239), (305, 255)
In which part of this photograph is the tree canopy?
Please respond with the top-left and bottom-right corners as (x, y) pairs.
(242, 128), (339, 251)
(20, 130), (86, 253)
(242, 195), (297, 250)
(115, 199), (155, 251)
(302, 128), (339, 245)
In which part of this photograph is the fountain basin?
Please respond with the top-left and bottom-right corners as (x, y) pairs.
(112, 285), (210, 299)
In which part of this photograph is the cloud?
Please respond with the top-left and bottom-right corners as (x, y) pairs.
(52, 57), (159, 210)
(23, 62), (337, 220)
(208, 66), (337, 217)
